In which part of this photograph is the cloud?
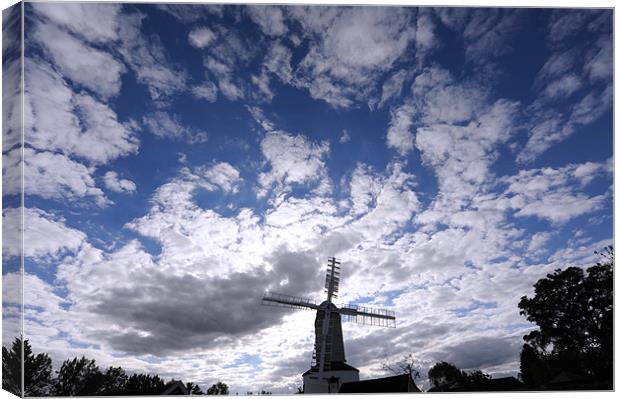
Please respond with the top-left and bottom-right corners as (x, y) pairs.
(2, 57), (21, 152)
(204, 56), (245, 101)
(434, 336), (522, 370)
(290, 6), (415, 107)
(386, 104), (415, 155)
(32, 22), (126, 99)
(142, 111), (208, 144)
(188, 26), (216, 48)
(412, 67), (488, 125)
(199, 162), (242, 194)
(517, 10), (612, 164)
(435, 8), (523, 68)
(191, 81), (218, 102)
(3, 148), (110, 207)
(547, 9), (597, 46)
(542, 73), (582, 99)
(415, 98), (519, 200)
(103, 171), (137, 194)
(2, 207), (86, 261)
(415, 11), (437, 52)
(258, 130), (331, 197)
(246, 6), (288, 37)
(339, 130), (351, 144)
(118, 12), (187, 104)
(32, 2), (121, 43)
(377, 69), (410, 108)
(263, 41), (293, 84)
(24, 59), (139, 165)
(488, 161), (610, 224)
(584, 37), (612, 82)
(518, 85), (611, 164)
(527, 232), (552, 255)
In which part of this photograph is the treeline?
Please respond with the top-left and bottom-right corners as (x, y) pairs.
(2, 339), (228, 396)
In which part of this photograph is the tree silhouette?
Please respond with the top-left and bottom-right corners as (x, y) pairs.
(2, 337), (22, 396)
(381, 353), (421, 380)
(125, 373), (166, 395)
(427, 361), (490, 391)
(99, 366), (128, 395)
(207, 381), (229, 395)
(428, 361), (462, 390)
(1, 337), (225, 395)
(186, 381), (205, 395)
(2, 337), (53, 396)
(52, 356), (103, 396)
(519, 343), (550, 388)
(518, 246), (613, 385)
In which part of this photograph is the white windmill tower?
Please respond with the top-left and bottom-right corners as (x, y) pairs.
(262, 257), (396, 393)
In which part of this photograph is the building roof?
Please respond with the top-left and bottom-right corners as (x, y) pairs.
(161, 380), (189, 395)
(478, 377), (525, 391)
(427, 376), (525, 392)
(302, 361), (359, 376)
(338, 373), (421, 393)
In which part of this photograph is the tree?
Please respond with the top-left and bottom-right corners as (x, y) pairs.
(381, 353), (421, 380)
(462, 370), (491, 386)
(52, 356), (103, 396)
(427, 362), (490, 391)
(518, 344), (550, 388)
(2, 338), (53, 396)
(2, 338), (22, 396)
(99, 366), (128, 395)
(23, 340), (53, 396)
(186, 381), (204, 395)
(125, 373), (166, 395)
(428, 362), (463, 391)
(207, 381), (229, 395)
(518, 246), (613, 383)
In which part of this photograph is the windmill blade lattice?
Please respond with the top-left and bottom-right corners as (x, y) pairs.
(262, 291), (319, 310)
(339, 304), (396, 328)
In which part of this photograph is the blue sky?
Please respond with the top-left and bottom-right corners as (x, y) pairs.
(2, 1), (613, 393)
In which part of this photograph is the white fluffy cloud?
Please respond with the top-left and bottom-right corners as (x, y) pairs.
(2, 207), (86, 261)
(24, 59), (139, 165)
(489, 162), (610, 224)
(32, 2), (121, 43)
(200, 162), (242, 194)
(386, 103), (415, 155)
(3, 148), (110, 207)
(188, 26), (216, 48)
(246, 6), (288, 37)
(33, 22), (126, 98)
(103, 171), (137, 194)
(290, 6), (415, 107)
(258, 131), (330, 197)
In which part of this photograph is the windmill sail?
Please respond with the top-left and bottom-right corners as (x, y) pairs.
(339, 304), (396, 328)
(325, 257), (341, 299)
(262, 291), (318, 310)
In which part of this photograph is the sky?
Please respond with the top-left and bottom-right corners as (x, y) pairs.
(1, 1), (614, 394)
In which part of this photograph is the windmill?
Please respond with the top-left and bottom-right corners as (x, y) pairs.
(262, 257), (396, 393)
